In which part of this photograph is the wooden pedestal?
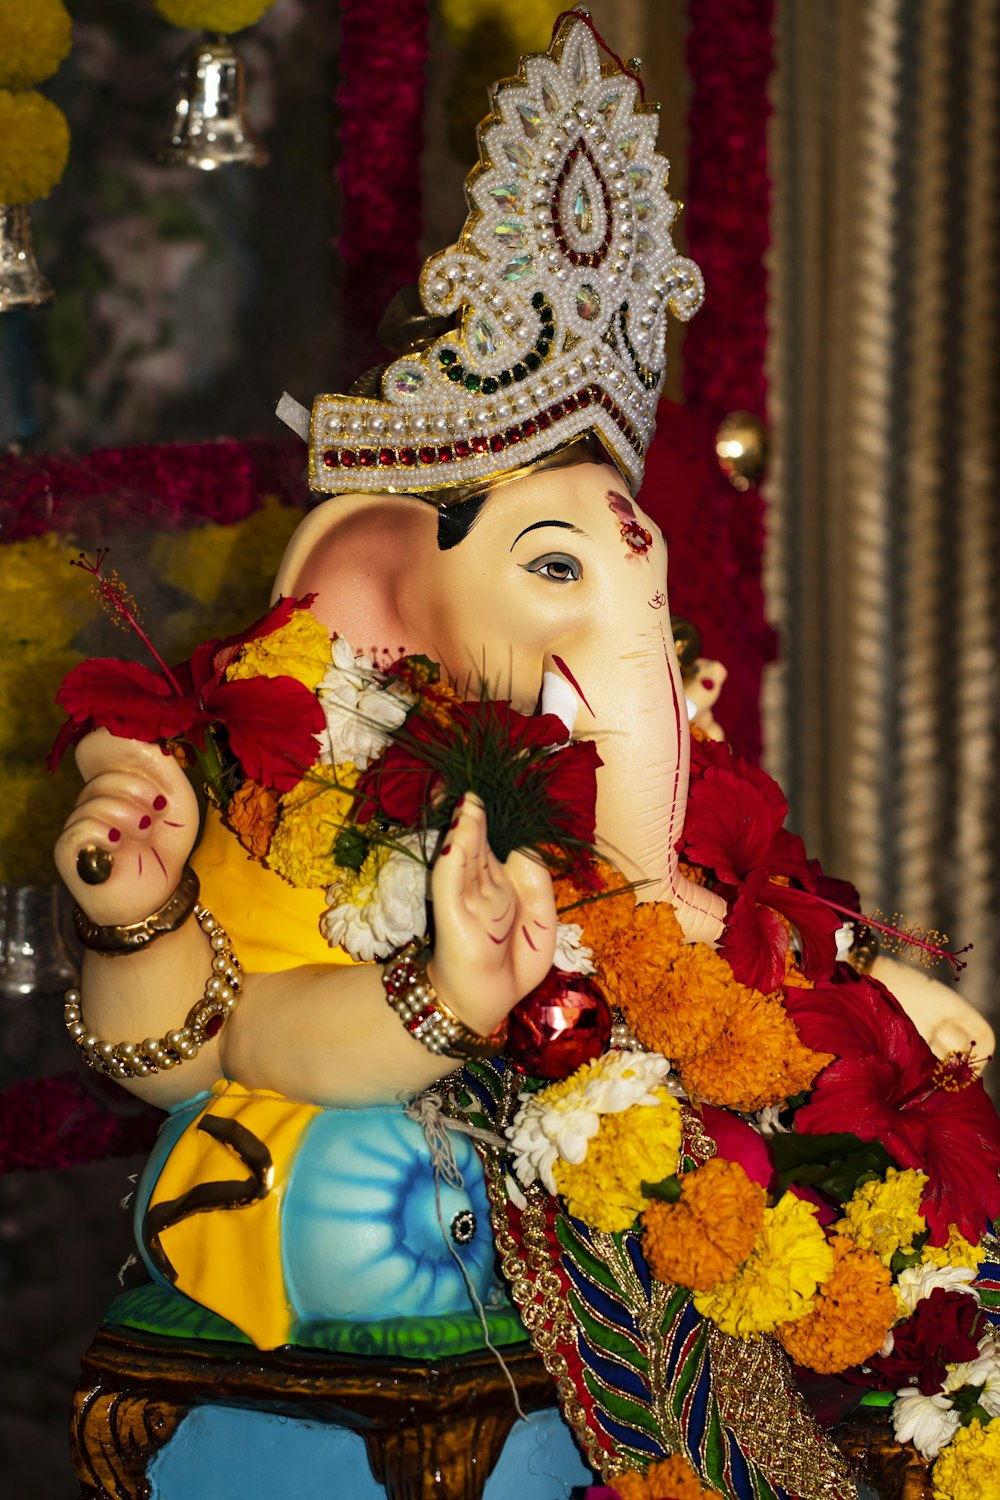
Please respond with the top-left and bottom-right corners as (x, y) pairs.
(70, 1324), (557, 1500)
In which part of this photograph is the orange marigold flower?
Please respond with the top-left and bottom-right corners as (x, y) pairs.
(613, 1453), (719, 1498)
(680, 988), (832, 1112)
(676, 859), (708, 887)
(622, 940), (734, 1063)
(554, 860), (638, 956)
(225, 779), (280, 859)
(642, 1158), (765, 1291)
(776, 1235), (896, 1374)
(599, 900), (688, 1015)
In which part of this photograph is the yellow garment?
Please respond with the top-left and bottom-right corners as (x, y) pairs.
(191, 807), (355, 972)
(145, 1081), (320, 1349)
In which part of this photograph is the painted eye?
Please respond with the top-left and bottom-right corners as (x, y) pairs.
(523, 552), (581, 583)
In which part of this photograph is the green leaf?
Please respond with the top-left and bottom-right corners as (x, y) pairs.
(332, 825), (369, 871)
(641, 1174), (682, 1202)
(771, 1131), (895, 1204)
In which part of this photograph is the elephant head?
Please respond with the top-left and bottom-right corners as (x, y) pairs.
(273, 448), (728, 945)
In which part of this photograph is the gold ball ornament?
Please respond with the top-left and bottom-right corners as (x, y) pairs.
(0, 90), (69, 204)
(154, 0), (274, 34)
(715, 411), (769, 491)
(0, 0), (72, 90)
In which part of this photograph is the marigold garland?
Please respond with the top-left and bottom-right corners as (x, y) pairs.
(154, 0), (273, 33)
(775, 1235), (897, 1374)
(226, 779), (280, 859)
(921, 1226), (983, 1272)
(0, 0), (71, 90)
(930, 1416), (1000, 1499)
(680, 988), (832, 1113)
(611, 1452), (720, 1498)
(0, 89), (69, 204)
(554, 1089), (682, 1233)
(228, 609), (332, 691)
(836, 1167), (929, 1267)
(642, 1157), (765, 1292)
(266, 764), (359, 888)
(693, 1194), (833, 1339)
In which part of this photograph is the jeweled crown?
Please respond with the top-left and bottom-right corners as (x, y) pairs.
(307, 11), (703, 498)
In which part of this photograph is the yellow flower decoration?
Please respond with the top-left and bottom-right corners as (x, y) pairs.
(836, 1167), (928, 1266)
(931, 1417), (1000, 1500)
(228, 608), (331, 692)
(154, 0), (274, 34)
(554, 1090), (682, 1234)
(693, 1194), (833, 1339)
(267, 764), (359, 888)
(0, 0), (71, 90)
(922, 1226), (983, 1272)
(151, 497), (302, 613)
(775, 1235), (897, 1375)
(0, 89), (69, 204)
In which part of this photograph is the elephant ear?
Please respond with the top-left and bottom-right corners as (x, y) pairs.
(272, 491), (437, 654)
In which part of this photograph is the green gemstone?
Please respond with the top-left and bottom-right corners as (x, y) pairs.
(541, 305), (554, 324)
(447, 366), (464, 382)
(525, 352), (540, 371)
(464, 373), (481, 391)
(536, 338), (551, 357)
(481, 377), (499, 394)
(512, 363), (527, 381)
(439, 349), (457, 365)
(531, 291), (545, 309)
(499, 370), (513, 387)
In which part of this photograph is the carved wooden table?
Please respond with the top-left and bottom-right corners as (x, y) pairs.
(70, 1323), (557, 1500)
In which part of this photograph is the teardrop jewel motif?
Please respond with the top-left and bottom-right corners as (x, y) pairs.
(502, 253), (533, 281)
(619, 134), (640, 162)
(573, 185), (593, 234)
(504, 140), (530, 170)
(597, 92), (622, 123)
(393, 367), (424, 395)
(494, 221), (526, 247)
(541, 81), (558, 114)
(517, 103), (542, 138)
(470, 317), (496, 358)
(489, 183), (521, 210)
(628, 167), (651, 190)
(570, 43), (586, 87)
(576, 284), (600, 320)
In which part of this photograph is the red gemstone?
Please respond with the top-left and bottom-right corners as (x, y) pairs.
(578, 390), (591, 408)
(549, 402), (565, 420)
(505, 426), (522, 444)
(340, 450), (358, 467)
(471, 434), (489, 453)
(399, 447), (417, 466)
(506, 970), (612, 1080)
(378, 447), (396, 465)
(521, 418), (537, 437)
(438, 445), (453, 461)
(563, 395), (578, 413)
(537, 411), (552, 430)
(601, 392), (613, 409)
(322, 450), (340, 468)
(358, 449), (376, 467)
(454, 440), (471, 459)
(419, 445), (437, 464)
(490, 433), (506, 453)
(204, 1013), (224, 1039)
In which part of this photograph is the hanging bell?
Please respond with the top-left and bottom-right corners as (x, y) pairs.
(0, 203), (54, 313)
(156, 34), (268, 171)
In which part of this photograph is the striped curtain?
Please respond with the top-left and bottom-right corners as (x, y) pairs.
(765, 0), (1000, 1025)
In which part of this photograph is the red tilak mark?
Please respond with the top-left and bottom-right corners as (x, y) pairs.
(137, 853), (143, 876)
(521, 926), (539, 951)
(152, 847), (167, 877)
(607, 491), (652, 555)
(153, 795), (167, 811)
(139, 814), (151, 830)
(108, 827), (121, 843)
(163, 820), (183, 828)
(441, 844), (451, 856)
(701, 677), (715, 692)
(551, 655), (595, 717)
(488, 918), (518, 945)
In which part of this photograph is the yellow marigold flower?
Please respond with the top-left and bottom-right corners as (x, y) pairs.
(154, 0), (273, 34)
(642, 1158), (765, 1291)
(612, 1452), (720, 1498)
(228, 609), (331, 692)
(837, 1167), (928, 1267)
(554, 1089), (682, 1233)
(776, 1235), (897, 1374)
(151, 497), (301, 611)
(922, 1225), (983, 1272)
(931, 1416), (1000, 1500)
(681, 988), (832, 1113)
(0, 89), (69, 203)
(0, 0), (71, 89)
(268, 764), (359, 888)
(693, 1194), (833, 1339)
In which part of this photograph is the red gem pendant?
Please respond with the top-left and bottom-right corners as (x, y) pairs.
(506, 969), (612, 1080)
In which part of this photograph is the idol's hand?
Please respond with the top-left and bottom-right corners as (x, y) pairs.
(428, 793), (557, 1036)
(54, 729), (200, 926)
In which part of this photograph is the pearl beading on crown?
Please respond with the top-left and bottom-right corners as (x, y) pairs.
(308, 12), (703, 499)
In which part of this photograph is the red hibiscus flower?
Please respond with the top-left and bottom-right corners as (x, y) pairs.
(783, 974), (1000, 1243)
(49, 596), (326, 793)
(857, 1287), (986, 1394)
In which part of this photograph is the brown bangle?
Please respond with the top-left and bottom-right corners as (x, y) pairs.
(382, 940), (508, 1063)
(73, 866), (201, 956)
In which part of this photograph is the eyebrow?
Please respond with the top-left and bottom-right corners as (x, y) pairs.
(510, 519), (588, 550)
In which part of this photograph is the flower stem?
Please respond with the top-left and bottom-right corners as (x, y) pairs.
(771, 882), (972, 980)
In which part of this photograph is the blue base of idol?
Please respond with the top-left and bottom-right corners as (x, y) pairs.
(146, 1405), (593, 1500)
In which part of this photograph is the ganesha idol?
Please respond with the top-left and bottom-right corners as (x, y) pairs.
(53, 15), (1000, 1500)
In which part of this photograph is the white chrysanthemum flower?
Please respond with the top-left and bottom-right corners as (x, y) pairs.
(320, 833), (428, 962)
(754, 1104), (789, 1136)
(891, 1387), (961, 1459)
(944, 1332), (1000, 1417)
(894, 1261), (979, 1317)
(552, 921), (595, 975)
(316, 635), (411, 769)
(506, 1050), (671, 1195)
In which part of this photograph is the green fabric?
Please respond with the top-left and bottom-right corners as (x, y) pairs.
(105, 1283), (530, 1360)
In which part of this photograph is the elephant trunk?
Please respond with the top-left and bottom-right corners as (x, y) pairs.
(547, 614), (727, 945)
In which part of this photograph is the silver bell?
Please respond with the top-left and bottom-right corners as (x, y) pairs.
(157, 33), (268, 171)
(0, 203), (54, 313)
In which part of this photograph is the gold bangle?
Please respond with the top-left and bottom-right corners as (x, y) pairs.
(64, 904), (241, 1079)
(382, 939), (508, 1063)
(73, 866), (200, 955)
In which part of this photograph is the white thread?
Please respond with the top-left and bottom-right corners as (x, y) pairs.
(405, 1092), (527, 1421)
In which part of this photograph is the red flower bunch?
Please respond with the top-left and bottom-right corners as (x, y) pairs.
(782, 974), (1000, 1243)
(355, 699), (601, 880)
(858, 1287), (986, 1395)
(680, 737), (842, 990)
(48, 568), (325, 794)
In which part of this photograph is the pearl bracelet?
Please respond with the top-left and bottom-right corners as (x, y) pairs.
(64, 904), (242, 1080)
(382, 939), (508, 1063)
